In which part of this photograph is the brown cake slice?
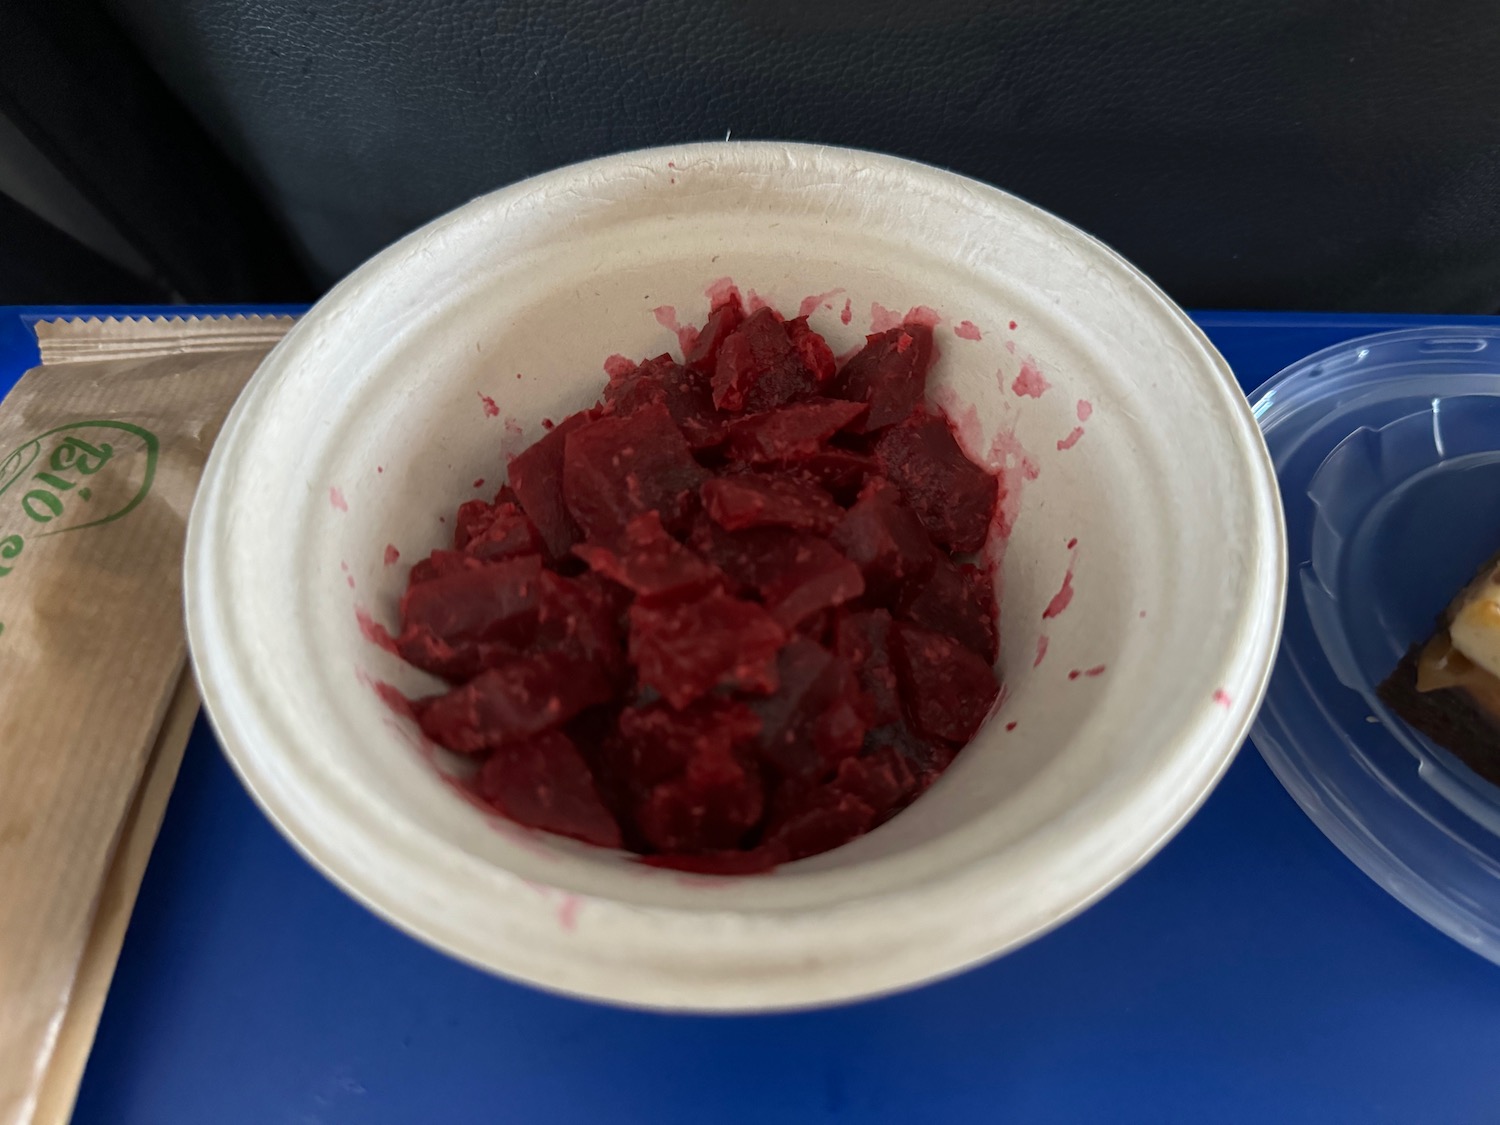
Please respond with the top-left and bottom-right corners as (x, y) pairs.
(1378, 551), (1500, 787)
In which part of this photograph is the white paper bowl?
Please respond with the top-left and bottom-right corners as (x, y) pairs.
(185, 143), (1285, 1011)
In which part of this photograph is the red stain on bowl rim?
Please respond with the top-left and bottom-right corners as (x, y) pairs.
(1042, 539), (1079, 620)
(1011, 359), (1050, 399)
(329, 486), (348, 512)
(840, 298), (853, 325)
(355, 607), (400, 654)
(954, 320), (983, 341)
(1213, 689), (1232, 708)
(383, 544), (401, 566)
(705, 276), (741, 308)
(653, 305), (701, 356)
(1043, 571), (1074, 620)
(869, 302), (907, 333)
(798, 288), (845, 318)
(985, 425), (1041, 540)
(1005, 720), (1018, 732)
(478, 393), (500, 418)
(603, 354), (636, 378)
(1057, 398), (1094, 451)
(746, 289), (770, 313)
(1034, 633), (1050, 667)
(557, 893), (582, 932)
(1068, 665), (1107, 681)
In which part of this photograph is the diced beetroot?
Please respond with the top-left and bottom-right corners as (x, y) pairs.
(563, 403), (706, 539)
(763, 787), (876, 863)
(701, 473), (844, 534)
(787, 316), (837, 382)
(399, 554), (542, 651)
(752, 638), (869, 778)
(874, 413), (1000, 554)
(385, 292), (1004, 868)
(834, 609), (903, 727)
(617, 698), (765, 854)
(455, 500), (546, 564)
(724, 398), (868, 464)
(475, 731), (622, 848)
(408, 548), (488, 587)
(863, 721), (955, 799)
(534, 570), (628, 684)
(628, 590), (787, 708)
(686, 515), (800, 595)
(892, 622), (1001, 744)
(573, 511), (724, 605)
(508, 410), (594, 558)
(760, 538), (866, 629)
(417, 652), (615, 753)
(789, 449), (879, 501)
(616, 698), (762, 789)
(899, 552), (999, 662)
(712, 308), (821, 413)
(833, 745), (917, 820)
(683, 289), (745, 374)
(831, 479), (935, 599)
(605, 354), (729, 450)
(834, 324), (935, 431)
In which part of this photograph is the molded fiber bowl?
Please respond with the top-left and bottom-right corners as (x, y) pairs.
(185, 143), (1285, 1011)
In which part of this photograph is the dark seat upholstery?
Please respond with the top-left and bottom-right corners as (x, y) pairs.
(80, 0), (1500, 310)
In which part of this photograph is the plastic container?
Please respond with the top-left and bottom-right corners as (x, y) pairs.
(185, 142), (1285, 1010)
(1251, 327), (1500, 964)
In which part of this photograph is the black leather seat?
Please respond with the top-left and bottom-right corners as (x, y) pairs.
(28, 0), (1500, 310)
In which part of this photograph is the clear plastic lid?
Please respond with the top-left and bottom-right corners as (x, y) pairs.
(1251, 326), (1500, 963)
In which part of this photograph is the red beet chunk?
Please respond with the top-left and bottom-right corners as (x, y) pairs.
(893, 622), (1000, 744)
(687, 515), (799, 595)
(408, 548), (487, 587)
(616, 698), (762, 790)
(712, 308), (822, 413)
(573, 511), (724, 605)
(834, 609), (903, 727)
(761, 538), (865, 629)
(534, 570), (628, 684)
(399, 554), (542, 652)
(899, 552), (998, 662)
(563, 403), (706, 540)
(763, 787), (876, 863)
(752, 638), (869, 779)
(455, 499), (546, 563)
(831, 479), (935, 599)
(874, 413), (999, 554)
(834, 325), (935, 432)
(868, 721), (956, 779)
(724, 398), (868, 464)
(701, 473), (844, 534)
(833, 745), (918, 821)
(684, 290), (745, 374)
(786, 449), (879, 503)
(508, 410), (593, 558)
(616, 700), (764, 854)
(605, 354), (728, 450)
(475, 731), (622, 848)
(787, 316), (837, 382)
(417, 652), (615, 753)
(628, 590), (787, 709)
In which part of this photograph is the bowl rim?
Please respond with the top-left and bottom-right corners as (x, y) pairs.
(185, 140), (1287, 1011)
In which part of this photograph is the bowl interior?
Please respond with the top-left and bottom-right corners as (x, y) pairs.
(188, 143), (1282, 1007)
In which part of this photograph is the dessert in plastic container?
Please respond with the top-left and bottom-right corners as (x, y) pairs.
(1251, 326), (1500, 964)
